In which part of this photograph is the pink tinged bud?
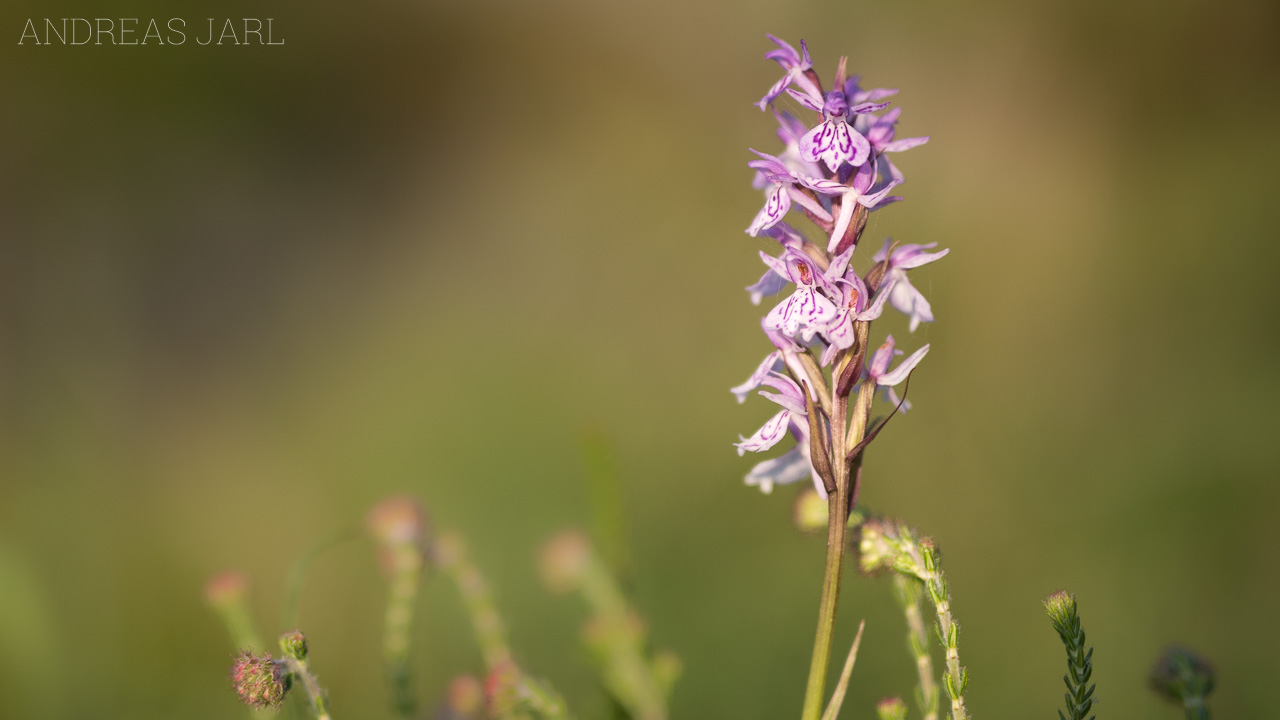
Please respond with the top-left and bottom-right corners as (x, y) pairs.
(278, 630), (308, 661)
(876, 697), (908, 720)
(230, 651), (291, 709)
(539, 531), (592, 593)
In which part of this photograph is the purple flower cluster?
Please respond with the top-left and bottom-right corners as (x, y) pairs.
(733, 35), (947, 496)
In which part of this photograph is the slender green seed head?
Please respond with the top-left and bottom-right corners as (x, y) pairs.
(278, 630), (308, 661)
(230, 651), (290, 709)
(538, 530), (592, 594)
(793, 488), (828, 533)
(1150, 646), (1215, 704)
(876, 697), (908, 720)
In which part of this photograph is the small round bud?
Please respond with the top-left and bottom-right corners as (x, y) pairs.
(205, 572), (247, 608)
(230, 651), (290, 709)
(876, 697), (908, 720)
(793, 489), (827, 533)
(448, 675), (484, 717)
(539, 531), (591, 594)
(278, 630), (308, 661)
(1043, 591), (1076, 626)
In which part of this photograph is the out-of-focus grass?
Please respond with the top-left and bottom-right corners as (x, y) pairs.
(0, 0), (1277, 718)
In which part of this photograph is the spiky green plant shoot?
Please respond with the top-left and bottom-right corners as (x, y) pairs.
(1044, 592), (1095, 720)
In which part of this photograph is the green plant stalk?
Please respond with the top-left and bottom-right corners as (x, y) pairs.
(576, 553), (668, 720)
(284, 657), (332, 720)
(212, 600), (263, 653)
(383, 545), (423, 719)
(893, 574), (939, 720)
(916, 542), (969, 720)
(436, 533), (513, 670)
(800, 331), (873, 720)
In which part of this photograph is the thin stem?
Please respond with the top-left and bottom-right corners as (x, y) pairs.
(893, 574), (938, 720)
(383, 545), (423, 719)
(436, 533), (513, 670)
(284, 657), (332, 720)
(801, 323), (873, 720)
(916, 541), (969, 720)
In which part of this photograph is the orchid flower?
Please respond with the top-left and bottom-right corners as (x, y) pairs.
(735, 372), (827, 495)
(761, 249), (839, 339)
(873, 240), (950, 332)
(745, 151), (836, 237)
(788, 87), (886, 173)
(756, 35), (821, 111)
(866, 334), (930, 410)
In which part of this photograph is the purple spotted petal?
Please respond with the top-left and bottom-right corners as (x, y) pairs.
(786, 87), (824, 113)
(849, 101), (891, 115)
(801, 120), (871, 172)
(763, 286), (839, 336)
(735, 409), (792, 455)
(746, 183), (791, 236)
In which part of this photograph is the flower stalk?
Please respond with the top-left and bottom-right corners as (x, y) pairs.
(540, 531), (674, 720)
(893, 574), (939, 720)
(859, 520), (970, 720)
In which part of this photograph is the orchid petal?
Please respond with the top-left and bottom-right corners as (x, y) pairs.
(731, 351), (782, 403)
(744, 445), (812, 494)
(878, 344), (929, 387)
(884, 136), (930, 153)
(735, 409), (792, 455)
(786, 87), (824, 112)
(746, 183), (791, 236)
(746, 268), (789, 305)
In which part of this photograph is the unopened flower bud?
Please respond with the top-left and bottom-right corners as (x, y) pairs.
(539, 530), (591, 594)
(1043, 591), (1076, 627)
(876, 697), (907, 720)
(278, 630), (308, 661)
(230, 651), (291, 709)
(1149, 646), (1215, 706)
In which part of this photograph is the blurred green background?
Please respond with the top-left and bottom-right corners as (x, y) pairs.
(2, 0), (1278, 718)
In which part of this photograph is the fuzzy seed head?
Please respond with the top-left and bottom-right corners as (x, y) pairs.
(230, 651), (290, 709)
